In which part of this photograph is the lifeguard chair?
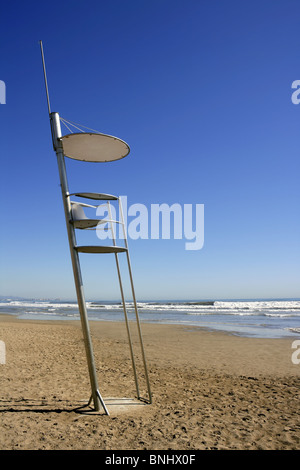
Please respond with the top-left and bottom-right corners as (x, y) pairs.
(40, 42), (151, 415)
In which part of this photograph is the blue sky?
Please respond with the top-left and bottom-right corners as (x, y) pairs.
(0, 0), (299, 301)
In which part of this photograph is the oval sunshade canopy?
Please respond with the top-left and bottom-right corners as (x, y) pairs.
(60, 133), (130, 162)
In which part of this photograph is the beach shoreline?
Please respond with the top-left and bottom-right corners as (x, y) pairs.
(1, 297), (299, 340)
(0, 314), (299, 450)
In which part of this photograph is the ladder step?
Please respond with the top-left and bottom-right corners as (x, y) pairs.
(71, 219), (100, 229)
(69, 192), (118, 200)
(71, 219), (121, 229)
(71, 219), (116, 229)
(75, 245), (127, 254)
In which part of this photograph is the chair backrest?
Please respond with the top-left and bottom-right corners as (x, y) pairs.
(71, 202), (88, 221)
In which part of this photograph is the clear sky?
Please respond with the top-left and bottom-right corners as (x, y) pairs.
(0, 0), (299, 301)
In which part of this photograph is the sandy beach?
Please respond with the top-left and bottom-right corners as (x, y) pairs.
(0, 314), (299, 450)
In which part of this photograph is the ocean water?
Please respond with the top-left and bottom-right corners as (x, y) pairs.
(0, 298), (300, 339)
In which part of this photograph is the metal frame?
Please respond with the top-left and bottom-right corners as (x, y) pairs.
(108, 200), (152, 403)
(40, 41), (151, 415)
(51, 112), (108, 413)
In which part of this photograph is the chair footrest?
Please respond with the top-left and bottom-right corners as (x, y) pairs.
(75, 245), (127, 254)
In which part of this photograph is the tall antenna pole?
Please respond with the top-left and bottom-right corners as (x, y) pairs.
(39, 40), (51, 115)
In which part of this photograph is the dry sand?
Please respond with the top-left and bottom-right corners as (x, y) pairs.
(0, 314), (299, 450)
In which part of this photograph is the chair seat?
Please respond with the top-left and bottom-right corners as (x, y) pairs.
(75, 245), (127, 254)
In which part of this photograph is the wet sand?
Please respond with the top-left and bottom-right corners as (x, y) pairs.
(0, 314), (299, 450)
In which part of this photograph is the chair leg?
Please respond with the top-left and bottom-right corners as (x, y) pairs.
(107, 202), (140, 399)
(70, 244), (110, 415)
(114, 252), (141, 399)
(118, 199), (152, 404)
(125, 250), (152, 404)
(54, 142), (109, 415)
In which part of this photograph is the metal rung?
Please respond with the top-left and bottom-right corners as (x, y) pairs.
(71, 219), (100, 229)
(70, 201), (97, 209)
(69, 192), (118, 200)
(71, 219), (122, 229)
(75, 245), (127, 254)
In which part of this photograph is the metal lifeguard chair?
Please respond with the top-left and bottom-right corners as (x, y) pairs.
(40, 42), (151, 415)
